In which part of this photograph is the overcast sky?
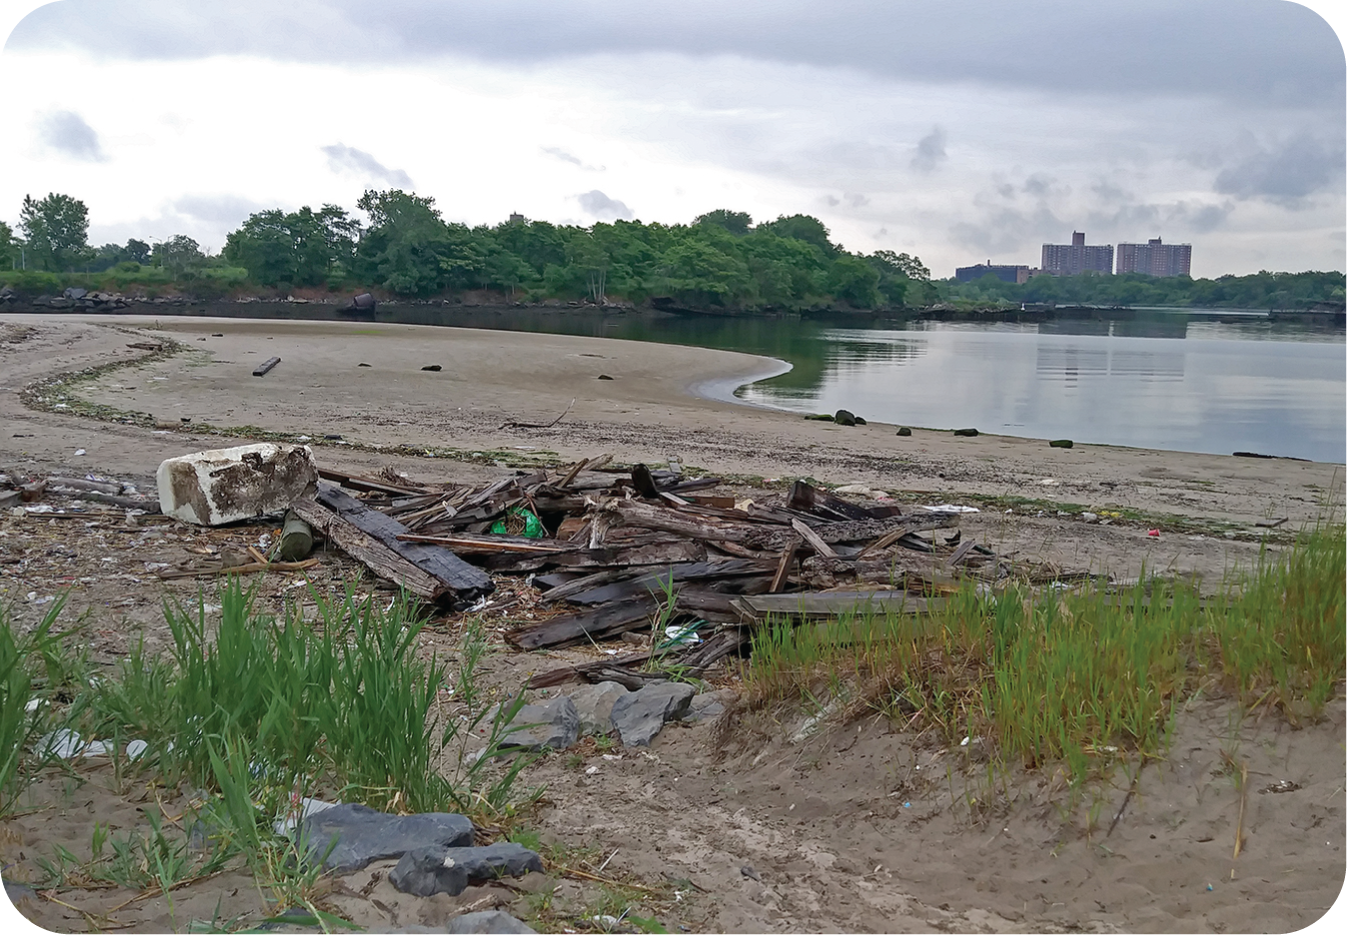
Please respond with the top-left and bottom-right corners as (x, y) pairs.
(1, 0), (1343, 277)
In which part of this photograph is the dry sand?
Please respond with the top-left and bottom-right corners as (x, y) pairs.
(1, 313), (1345, 934)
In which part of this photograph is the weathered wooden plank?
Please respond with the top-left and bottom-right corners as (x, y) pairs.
(311, 484), (493, 600)
(732, 590), (941, 622)
(507, 597), (660, 650)
(791, 518), (838, 558)
(787, 479), (877, 521)
(252, 356), (281, 377)
(397, 532), (575, 554)
(527, 651), (652, 689)
(291, 497), (452, 602)
(770, 537), (799, 593)
(316, 467), (429, 497)
(565, 559), (773, 605)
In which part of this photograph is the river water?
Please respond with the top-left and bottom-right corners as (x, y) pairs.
(170, 303), (1346, 463)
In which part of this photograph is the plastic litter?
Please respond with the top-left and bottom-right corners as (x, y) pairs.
(490, 505), (544, 538)
(922, 504), (980, 514)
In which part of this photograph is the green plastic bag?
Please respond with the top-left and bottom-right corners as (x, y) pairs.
(490, 506), (544, 538)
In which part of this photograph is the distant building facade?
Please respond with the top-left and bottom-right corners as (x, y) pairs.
(955, 263), (1032, 284)
(1115, 238), (1192, 277)
(1041, 231), (1114, 276)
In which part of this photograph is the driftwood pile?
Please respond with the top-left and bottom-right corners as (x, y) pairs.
(295, 457), (1037, 688)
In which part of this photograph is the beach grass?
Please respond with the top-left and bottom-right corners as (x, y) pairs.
(742, 522), (1345, 778)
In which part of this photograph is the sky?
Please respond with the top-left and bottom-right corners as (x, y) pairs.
(1, 0), (1344, 279)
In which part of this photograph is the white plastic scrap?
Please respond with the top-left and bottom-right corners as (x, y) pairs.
(664, 624), (702, 645)
(921, 504), (980, 514)
(273, 797), (341, 836)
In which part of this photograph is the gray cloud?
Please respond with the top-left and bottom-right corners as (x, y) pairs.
(12, 1), (1342, 111)
(321, 143), (414, 189)
(910, 127), (947, 173)
(542, 146), (603, 171)
(38, 110), (106, 161)
(1214, 132), (1345, 207)
(576, 190), (633, 220)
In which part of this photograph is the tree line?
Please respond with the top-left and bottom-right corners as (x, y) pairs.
(4, 191), (1343, 311)
(2, 191), (935, 311)
(941, 267), (1346, 311)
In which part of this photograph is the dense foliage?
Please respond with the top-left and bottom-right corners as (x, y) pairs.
(942, 268), (1346, 311)
(4, 190), (1344, 311)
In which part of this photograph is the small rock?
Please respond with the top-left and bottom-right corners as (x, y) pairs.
(833, 409), (857, 426)
(298, 803), (473, 873)
(421, 364), (443, 372)
(896, 427), (912, 436)
(952, 428), (979, 437)
(446, 910), (538, 934)
(833, 484), (871, 495)
(499, 696), (580, 751)
(1081, 512), (1099, 523)
(597, 374), (614, 380)
(1049, 438), (1074, 448)
(567, 681), (629, 736)
(358, 362), (371, 367)
(854, 416), (867, 425)
(390, 842), (544, 897)
(682, 692), (729, 723)
(610, 682), (695, 746)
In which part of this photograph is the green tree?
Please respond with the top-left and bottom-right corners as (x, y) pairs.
(0, 221), (14, 269)
(826, 253), (881, 308)
(153, 235), (205, 276)
(694, 209), (753, 235)
(124, 239), (152, 265)
(18, 193), (90, 271)
(355, 189), (454, 296)
(759, 214), (834, 252)
(870, 249), (929, 281)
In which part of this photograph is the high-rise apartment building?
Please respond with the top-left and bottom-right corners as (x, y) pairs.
(1041, 231), (1114, 276)
(1115, 238), (1192, 277)
(955, 263), (1031, 284)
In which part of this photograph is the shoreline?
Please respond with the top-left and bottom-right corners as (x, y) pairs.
(3, 313), (1343, 537)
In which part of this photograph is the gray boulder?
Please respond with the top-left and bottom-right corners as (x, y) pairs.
(681, 691), (729, 723)
(298, 803), (473, 873)
(610, 682), (695, 746)
(500, 696), (579, 751)
(447, 910), (537, 934)
(834, 409), (857, 426)
(567, 681), (629, 736)
(390, 842), (544, 897)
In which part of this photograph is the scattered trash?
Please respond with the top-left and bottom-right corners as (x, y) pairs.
(922, 504), (979, 514)
(1147, 529), (1160, 537)
(74, 449), (86, 456)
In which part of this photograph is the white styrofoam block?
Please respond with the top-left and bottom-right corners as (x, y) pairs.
(156, 443), (318, 525)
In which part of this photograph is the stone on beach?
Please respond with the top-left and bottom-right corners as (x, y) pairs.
(389, 842), (545, 897)
(567, 681), (630, 736)
(610, 682), (695, 746)
(156, 443), (317, 526)
(446, 910), (538, 934)
(500, 696), (580, 751)
(297, 803), (474, 873)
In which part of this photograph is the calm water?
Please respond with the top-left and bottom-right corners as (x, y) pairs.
(171, 303), (1346, 463)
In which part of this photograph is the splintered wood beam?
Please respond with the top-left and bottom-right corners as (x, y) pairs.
(770, 537), (800, 593)
(791, 518), (838, 558)
(507, 597), (660, 651)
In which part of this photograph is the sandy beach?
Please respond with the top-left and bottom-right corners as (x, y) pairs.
(4, 313), (1343, 575)
(2, 312), (1345, 934)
